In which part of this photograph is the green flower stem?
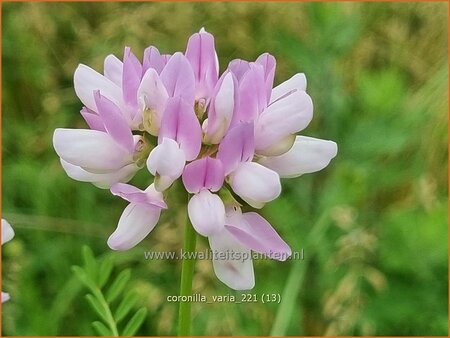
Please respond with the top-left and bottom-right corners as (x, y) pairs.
(270, 211), (330, 336)
(177, 215), (197, 336)
(92, 287), (119, 336)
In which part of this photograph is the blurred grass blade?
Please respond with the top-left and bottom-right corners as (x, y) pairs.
(106, 269), (131, 303)
(92, 321), (111, 336)
(115, 292), (139, 323)
(270, 212), (330, 336)
(122, 308), (148, 336)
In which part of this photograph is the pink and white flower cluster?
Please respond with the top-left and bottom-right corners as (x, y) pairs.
(53, 29), (337, 290)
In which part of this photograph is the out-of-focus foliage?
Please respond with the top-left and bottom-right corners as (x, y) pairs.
(2, 2), (447, 336)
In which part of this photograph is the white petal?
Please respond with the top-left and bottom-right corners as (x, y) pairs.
(138, 68), (169, 136)
(259, 136), (338, 178)
(229, 162), (281, 208)
(60, 160), (139, 189)
(256, 134), (296, 157)
(2, 219), (14, 245)
(147, 138), (186, 191)
(74, 64), (124, 112)
(270, 73), (307, 103)
(188, 190), (225, 237)
(2, 292), (10, 303)
(107, 203), (161, 251)
(208, 228), (255, 290)
(204, 72), (235, 144)
(53, 129), (133, 171)
(104, 54), (123, 87)
(255, 90), (313, 152)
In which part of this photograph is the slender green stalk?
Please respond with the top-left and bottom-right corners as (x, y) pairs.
(270, 212), (330, 336)
(92, 288), (119, 336)
(177, 216), (197, 336)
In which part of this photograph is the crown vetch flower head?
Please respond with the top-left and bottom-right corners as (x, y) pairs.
(53, 28), (337, 290)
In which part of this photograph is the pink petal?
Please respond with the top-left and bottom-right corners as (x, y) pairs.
(227, 59), (250, 82)
(231, 63), (266, 125)
(80, 107), (105, 131)
(104, 54), (123, 87)
(225, 211), (291, 261)
(160, 52), (195, 104)
(188, 190), (225, 237)
(229, 162), (281, 208)
(208, 228), (254, 290)
(122, 47), (142, 110)
(255, 53), (276, 105)
(182, 157), (224, 193)
(107, 202), (161, 251)
(258, 136), (338, 178)
(185, 29), (219, 100)
(158, 97), (202, 161)
(142, 46), (166, 75)
(217, 123), (254, 175)
(255, 90), (313, 152)
(94, 91), (134, 152)
(110, 183), (167, 209)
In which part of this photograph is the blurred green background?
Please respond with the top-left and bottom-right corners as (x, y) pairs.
(1, 2), (448, 336)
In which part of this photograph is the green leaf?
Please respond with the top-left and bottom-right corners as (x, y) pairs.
(114, 292), (139, 323)
(121, 308), (147, 336)
(98, 256), (114, 289)
(85, 294), (108, 323)
(92, 321), (111, 336)
(82, 245), (98, 282)
(106, 269), (131, 303)
(71, 265), (97, 294)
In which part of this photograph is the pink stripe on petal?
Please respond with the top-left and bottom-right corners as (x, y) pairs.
(185, 29), (219, 100)
(94, 91), (134, 152)
(182, 157), (224, 193)
(225, 211), (291, 261)
(228, 59), (250, 82)
(142, 46), (166, 75)
(122, 47), (142, 109)
(111, 183), (167, 208)
(158, 97), (202, 161)
(80, 107), (105, 131)
(255, 53), (276, 105)
(160, 52), (195, 104)
(217, 122), (255, 175)
(231, 63), (266, 125)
